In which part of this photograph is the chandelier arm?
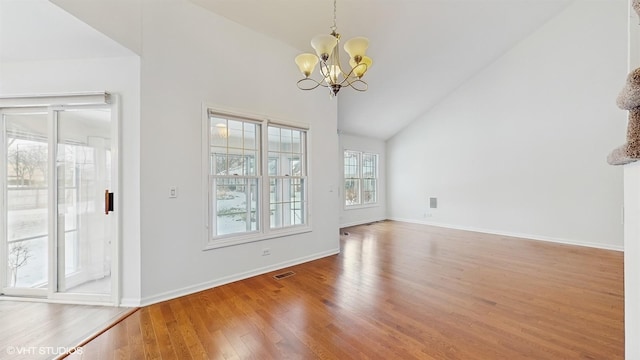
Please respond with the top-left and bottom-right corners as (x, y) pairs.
(297, 78), (327, 91)
(340, 77), (368, 92)
(338, 63), (367, 84)
(340, 64), (369, 91)
(319, 62), (328, 78)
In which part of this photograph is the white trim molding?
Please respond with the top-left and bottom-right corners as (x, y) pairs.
(389, 218), (624, 252)
(0, 92), (111, 107)
(138, 248), (339, 307)
(340, 217), (387, 229)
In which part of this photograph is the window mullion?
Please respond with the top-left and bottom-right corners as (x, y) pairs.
(261, 120), (271, 235)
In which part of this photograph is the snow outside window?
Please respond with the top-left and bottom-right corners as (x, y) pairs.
(210, 117), (260, 237)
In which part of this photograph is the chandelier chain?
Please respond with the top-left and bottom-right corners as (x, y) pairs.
(331, 0), (337, 32)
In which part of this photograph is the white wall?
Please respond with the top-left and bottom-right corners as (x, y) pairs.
(387, 1), (627, 250)
(138, 0), (339, 304)
(625, 0), (640, 357)
(0, 56), (142, 303)
(51, 0), (142, 55)
(339, 133), (386, 227)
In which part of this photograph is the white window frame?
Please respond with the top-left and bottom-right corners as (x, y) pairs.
(344, 150), (378, 209)
(202, 106), (311, 250)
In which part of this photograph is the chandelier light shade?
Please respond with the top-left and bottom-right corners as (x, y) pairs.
(343, 37), (369, 60)
(295, 0), (372, 97)
(350, 56), (372, 78)
(311, 34), (338, 60)
(294, 54), (319, 77)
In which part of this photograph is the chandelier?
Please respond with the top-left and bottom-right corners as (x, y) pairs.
(294, 0), (372, 97)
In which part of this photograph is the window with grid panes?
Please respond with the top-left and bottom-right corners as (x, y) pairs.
(209, 116), (260, 237)
(344, 150), (378, 207)
(206, 110), (308, 245)
(268, 126), (307, 229)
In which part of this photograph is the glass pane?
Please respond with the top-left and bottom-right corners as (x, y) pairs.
(289, 156), (301, 176)
(270, 178), (306, 229)
(270, 203), (282, 229)
(57, 108), (112, 295)
(268, 156), (278, 177)
(344, 151), (360, 178)
(227, 153), (244, 176)
(268, 153), (280, 176)
(210, 117), (228, 147)
(268, 127), (280, 152)
(280, 128), (292, 152)
(227, 120), (243, 149)
(244, 123), (257, 150)
(246, 151), (258, 176)
(363, 153), (377, 178)
(270, 178), (283, 228)
(291, 179), (305, 226)
(214, 177), (259, 236)
(292, 201), (303, 225)
(211, 149), (227, 175)
(5, 112), (49, 289)
(345, 179), (360, 206)
(269, 177), (281, 204)
(363, 179), (377, 204)
(291, 131), (301, 153)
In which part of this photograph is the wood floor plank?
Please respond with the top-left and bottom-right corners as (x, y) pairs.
(148, 305), (179, 359)
(61, 221), (623, 359)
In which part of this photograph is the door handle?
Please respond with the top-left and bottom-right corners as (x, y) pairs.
(105, 190), (114, 215)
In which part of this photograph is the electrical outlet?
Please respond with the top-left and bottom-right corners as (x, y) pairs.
(262, 248), (271, 256)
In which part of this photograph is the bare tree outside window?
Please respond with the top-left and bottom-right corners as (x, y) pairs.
(7, 142), (47, 186)
(8, 242), (32, 287)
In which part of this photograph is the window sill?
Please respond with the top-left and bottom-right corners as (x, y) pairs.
(344, 203), (380, 211)
(204, 225), (312, 250)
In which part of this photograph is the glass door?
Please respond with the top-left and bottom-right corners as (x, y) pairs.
(1, 102), (117, 303)
(56, 107), (113, 297)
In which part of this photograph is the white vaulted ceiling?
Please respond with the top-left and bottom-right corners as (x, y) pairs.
(2, 0), (577, 139)
(0, 0), (134, 62)
(189, 0), (573, 139)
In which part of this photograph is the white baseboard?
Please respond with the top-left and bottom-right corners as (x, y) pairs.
(389, 217), (624, 252)
(340, 217), (387, 228)
(137, 248), (340, 307)
(119, 297), (142, 307)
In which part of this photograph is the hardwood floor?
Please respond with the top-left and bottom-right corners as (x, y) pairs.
(66, 221), (624, 359)
(0, 300), (134, 360)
